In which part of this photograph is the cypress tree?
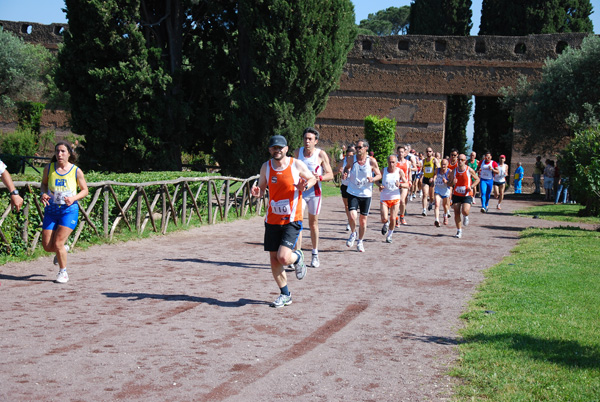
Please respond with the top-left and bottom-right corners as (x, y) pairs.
(409, 0), (473, 155)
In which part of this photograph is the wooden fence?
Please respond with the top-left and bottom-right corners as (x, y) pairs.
(0, 175), (265, 254)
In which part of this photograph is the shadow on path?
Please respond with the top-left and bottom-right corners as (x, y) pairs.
(102, 292), (268, 307)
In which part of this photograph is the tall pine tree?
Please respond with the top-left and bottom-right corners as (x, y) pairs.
(57, 0), (356, 174)
(409, 0), (473, 155)
(473, 0), (593, 163)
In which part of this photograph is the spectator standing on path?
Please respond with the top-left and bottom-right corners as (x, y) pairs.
(493, 155), (509, 210)
(555, 174), (569, 204)
(477, 151), (499, 213)
(448, 154), (479, 239)
(513, 162), (524, 194)
(543, 159), (555, 201)
(343, 139), (382, 252)
(294, 128), (334, 268)
(467, 152), (479, 204)
(335, 146), (356, 232)
(251, 135), (316, 308)
(378, 154), (407, 244)
(40, 141), (89, 284)
(0, 159), (24, 212)
(533, 156), (544, 194)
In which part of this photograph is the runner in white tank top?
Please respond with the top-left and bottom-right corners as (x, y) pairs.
(293, 128), (333, 268)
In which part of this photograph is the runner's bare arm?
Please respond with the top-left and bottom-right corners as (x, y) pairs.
(295, 159), (318, 191)
(251, 162), (268, 198)
(369, 158), (382, 182)
(319, 150), (334, 182)
(447, 170), (456, 187)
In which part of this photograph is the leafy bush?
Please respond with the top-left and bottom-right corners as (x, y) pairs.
(0, 128), (38, 171)
(16, 101), (45, 135)
(364, 115), (396, 168)
(559, 125), (600, 216)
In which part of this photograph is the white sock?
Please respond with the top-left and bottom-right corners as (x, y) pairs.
(312, 249), (318, 255)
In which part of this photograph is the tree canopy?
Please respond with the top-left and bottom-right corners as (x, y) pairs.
(474, 0), (593, 162)
(358, 6), (410, 36)
(0, 30), (52, 118)
(57, 0), (356, 174)
(500, 35), (600, 153)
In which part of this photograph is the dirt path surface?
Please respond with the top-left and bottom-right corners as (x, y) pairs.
(1, 194), (592, 401)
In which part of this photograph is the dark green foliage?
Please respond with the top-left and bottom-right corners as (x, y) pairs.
(0, 129), (38, 172)
(409, 0), (472, 35)
(500, 35), (600, 154)
(0, 30), (52, 117)
(359, 6), (410, 36)
(364, 115), (396, 168)
(558, 125), (600, 216)
(57, 0), (355, 176)
(211, 0), (357, 176)
(16, 101), (45, 136)
(409, 0), (472, 154)
(473, 96), (513, 162)
(57, 0), (188, 172)
(475, 0), (594, 160)
(479, 0), (593, 35)
(445, 95), (472, 155)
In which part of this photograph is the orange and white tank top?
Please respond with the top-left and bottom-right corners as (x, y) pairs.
(396, 159), (409, 179)
(265, 158), (303, 225)
(448, 160), (458, 172)
(452, 167), (473, 197)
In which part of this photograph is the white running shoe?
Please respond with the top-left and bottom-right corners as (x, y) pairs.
(311, 253), (320, 268)
(463, 216), (469, 226)
(434, 219), (440, 227)
(271, 293), (292, 308)
(385, 233), (393, 243)
(346, 231), (357, 248)
(455, 230), (463, 239)
(381, 222), (389, 235)
(447, 211), (452, 218)
(53, 244), (70, 265)
(345, 223), (351, 231)
(55, 270), (69, 283)
(357, 240), (365, 252)
(422, 208), (427, 216)
(294, 250), (307, 280)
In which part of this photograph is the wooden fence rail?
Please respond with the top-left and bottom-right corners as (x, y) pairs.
(0, 175), (265, 254)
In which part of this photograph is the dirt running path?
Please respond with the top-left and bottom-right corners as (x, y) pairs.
(0, 194), (590, 401)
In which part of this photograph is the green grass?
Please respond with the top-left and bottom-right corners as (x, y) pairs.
(452, 226), (600, 401)
(514, 203), (600, 225)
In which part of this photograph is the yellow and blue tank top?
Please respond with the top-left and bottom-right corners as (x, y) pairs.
(46, 162), (80, 213)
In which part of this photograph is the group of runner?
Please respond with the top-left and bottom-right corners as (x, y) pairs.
(252, 133), (511, 307)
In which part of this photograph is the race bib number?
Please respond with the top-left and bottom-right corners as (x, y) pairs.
(455, 186), (467, 195)
(52, 190), (73, 205)
(424, 166), (433, 174)
(270, 199), (291, 215)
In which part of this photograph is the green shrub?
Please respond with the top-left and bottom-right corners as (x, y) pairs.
(16, 101), (45, 136)
(0, 128), (38, 172)
(559, 125), (600, 217)
(364, 115), (396, 169)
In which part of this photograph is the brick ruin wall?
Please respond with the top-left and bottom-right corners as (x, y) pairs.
(315, 33), (590, 180)
(0, 20), (593, 178)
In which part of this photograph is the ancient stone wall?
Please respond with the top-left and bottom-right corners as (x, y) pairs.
(0, 20), (66, 51)
(316, 33), (590, 158)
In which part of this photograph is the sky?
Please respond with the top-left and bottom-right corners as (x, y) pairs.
(1, 0), (598, 34)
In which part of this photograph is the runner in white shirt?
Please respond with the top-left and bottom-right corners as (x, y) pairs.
(377, 154), (407, 244)
(492, 154), (509, 210)
(293, 127), (333, 268)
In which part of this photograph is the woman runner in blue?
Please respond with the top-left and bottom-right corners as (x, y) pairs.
(40, 141), (89, 283)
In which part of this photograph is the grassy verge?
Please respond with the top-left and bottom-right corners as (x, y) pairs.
(451, 226), (600, 401)
(514, 203), (600, 225)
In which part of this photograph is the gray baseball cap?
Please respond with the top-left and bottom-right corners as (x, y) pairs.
(268, 135), (287, 148)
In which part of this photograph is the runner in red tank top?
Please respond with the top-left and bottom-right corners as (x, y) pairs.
(251, 135), (317, 308)
(448, 154), (479, 239)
